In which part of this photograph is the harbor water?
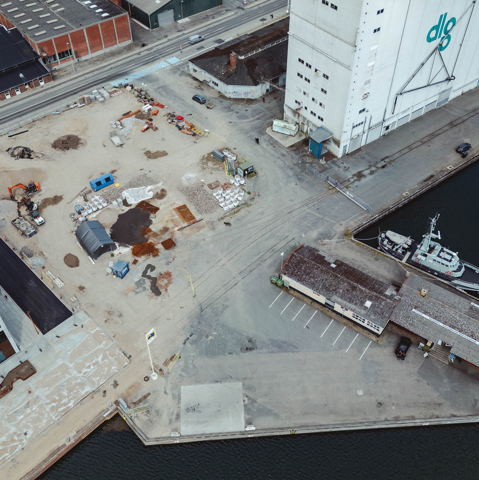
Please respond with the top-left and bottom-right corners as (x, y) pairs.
(40, 161), (479, 480)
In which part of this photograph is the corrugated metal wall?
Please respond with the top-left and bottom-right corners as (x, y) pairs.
(181, 0), (222, 19)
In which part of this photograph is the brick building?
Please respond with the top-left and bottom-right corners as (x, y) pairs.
(0, 25), (52, 101)
(0, 0), (132, 70)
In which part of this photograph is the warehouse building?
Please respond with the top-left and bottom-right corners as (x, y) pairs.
(0, 26), (52, 101)
(189, 18), (288, 99)
(390, 274), (479, 367)
(284, 0), (479, 157)
(280, 245), (400, 335)
(120, 0), (222, 30)
(0, 0), (132, 70)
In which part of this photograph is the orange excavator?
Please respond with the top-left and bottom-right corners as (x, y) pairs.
(8, 182), (40, 200)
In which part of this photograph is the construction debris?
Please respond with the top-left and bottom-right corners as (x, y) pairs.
(7, 146), (33, 159)
(177, 183), (218, 214)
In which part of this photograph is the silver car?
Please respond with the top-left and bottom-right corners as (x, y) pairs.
(189, 35), (204, 44)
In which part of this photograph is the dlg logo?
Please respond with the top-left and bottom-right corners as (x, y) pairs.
(427, 13), (456, 51)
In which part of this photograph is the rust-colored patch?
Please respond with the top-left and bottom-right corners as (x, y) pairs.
(207, 180), (221, 190)
(132, 259), (138, 265)
(174, 204), (197, 224)
(144, 150), (168, 160)
(132, 242), (160, 257)
(153, 189), (167, 200)
(157, 270), (173, 294)
(161, 238), (176, 250)
(136, 201), (159, 214)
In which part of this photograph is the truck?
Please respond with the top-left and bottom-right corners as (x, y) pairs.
(31, 211), (45, 226)
(11, 217), (37, 237)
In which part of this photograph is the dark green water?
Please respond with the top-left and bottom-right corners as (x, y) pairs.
(40, 161), (479, 480)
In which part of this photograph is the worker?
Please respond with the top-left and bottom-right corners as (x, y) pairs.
(255, 138), (260, 144)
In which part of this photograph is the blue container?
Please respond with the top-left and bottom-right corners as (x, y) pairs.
(112, 260), (129, 279)
(89, 173), (115, 192)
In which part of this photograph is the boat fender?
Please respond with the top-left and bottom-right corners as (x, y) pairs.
(447, 271), (452, 275)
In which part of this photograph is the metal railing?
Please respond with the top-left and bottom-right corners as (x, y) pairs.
(320, 174), (373, 215)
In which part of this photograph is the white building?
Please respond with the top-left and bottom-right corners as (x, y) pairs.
(284, 0), (479, 157)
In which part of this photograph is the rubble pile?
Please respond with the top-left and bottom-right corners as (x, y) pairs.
(177, 183), (218, 214)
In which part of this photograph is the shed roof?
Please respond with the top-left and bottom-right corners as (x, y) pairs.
(390, 275), (479, 366)
(76, 220), (116, 260)
(190, 18), (289, 87)
(0, 0), (125, 42)
(125, 0), (170, 15)
(281, 245), (399, 328)
(309, 126), (333, 144)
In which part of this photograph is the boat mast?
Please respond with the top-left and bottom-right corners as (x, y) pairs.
(421, 213), (440, 252)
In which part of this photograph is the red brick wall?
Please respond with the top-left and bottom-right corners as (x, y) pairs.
(115, 15), (131, 44)
(1, 74), (52, 101)
(85, 25), (103, 53)
(37, 39), (56, 57)
(100, 19), (117, 48)
(0, 13), (14, 29)
(69, 29), (89, 58)
(53, 34), (70, 55)
(109, 0), (122, 6)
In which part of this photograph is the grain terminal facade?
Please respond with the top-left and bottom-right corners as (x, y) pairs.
(284, 0), (479, 157)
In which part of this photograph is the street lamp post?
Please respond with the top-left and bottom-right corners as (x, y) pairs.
(19, 73), (26, 90)
(66, 42), (75, 74)
(280, 252), (285, 271)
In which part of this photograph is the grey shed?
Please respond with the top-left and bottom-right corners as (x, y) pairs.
(76, 220), (116, 260)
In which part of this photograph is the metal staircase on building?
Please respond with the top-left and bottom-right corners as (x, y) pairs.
(429, 343), (451, 365)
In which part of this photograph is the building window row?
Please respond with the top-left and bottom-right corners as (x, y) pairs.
(323, 73), (329, 80)
(212, 81), (218, 87)
(373, 27), (381, 33)
(353, 121), (364, 128)
(298, 58), (304, 64)
(377, 8), (384, 14)
(321, 88), (327, 94)
(311, 111), (324, 121)
(322, 0), (338, 9)
(298, 60), (330, 79)
(297, 72), (303, 78)
(359, 108), (365, 114)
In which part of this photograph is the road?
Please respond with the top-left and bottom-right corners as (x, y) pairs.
(0, 0), (288, 129)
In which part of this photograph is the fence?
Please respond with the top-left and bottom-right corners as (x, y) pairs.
(319, 174), (374, 216)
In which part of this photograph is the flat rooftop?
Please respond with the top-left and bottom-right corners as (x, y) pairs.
(0, 0), (125, 42)
(391, 274), (479, 365)
(190, 18), (289, 86)
(281, 245), (399, 328)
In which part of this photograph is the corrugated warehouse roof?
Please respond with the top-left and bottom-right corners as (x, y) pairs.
(190, 17), (289, 86)
(76, 220), (116, 260)
(281, 245), (399, 328)
(390, 274), (479, 366)
(0, 0), (125, 42)
(0, 27), (50, 91)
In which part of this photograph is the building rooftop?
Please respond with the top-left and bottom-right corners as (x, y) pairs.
(0, 0), (125, 42)
(390, 274), (479, 366)
(125, 0), (170, 16)
(190, 18), (289, 87)
(281, 245), (399, 328)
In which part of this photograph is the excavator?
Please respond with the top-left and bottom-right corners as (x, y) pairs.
(8, 182), (40, 200)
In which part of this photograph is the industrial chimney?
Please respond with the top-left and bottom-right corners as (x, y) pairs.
(230, 52), (237, 69)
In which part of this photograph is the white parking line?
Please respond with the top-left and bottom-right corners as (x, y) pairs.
(291, 305), (305, 322)
(359, 341), (372, 361)
(280, 298), (294, 315)
(269, 291), (283, 308)
(321, 319), (334, 338)
(346, 333), (359, 352)
(304, 311), (317, 328)
(333, 326), (346, 345)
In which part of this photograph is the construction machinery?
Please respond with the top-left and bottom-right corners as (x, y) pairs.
(8, 182), (40, 200)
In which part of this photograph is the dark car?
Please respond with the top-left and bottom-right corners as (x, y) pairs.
(192, 94), (206, 105)
(395, 336), (412, 360)
(456, 142), (471, 157)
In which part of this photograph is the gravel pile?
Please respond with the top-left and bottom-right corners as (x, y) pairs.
(19, 246), (46, 269)
(98, 174), (158, 204)
(177, 183), (218, 214)
(0, 200), (17, 219)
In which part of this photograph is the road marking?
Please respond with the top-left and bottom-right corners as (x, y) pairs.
(304, 311), (317, 328)
(291, 304), (305, 322)
(346, 333), (359, 352)
(280, 298), (294, 315)
(321, 319), (334, 338)
(359, 341), (372, 361)
(269, 291), (283, 308)
(333, 326), (346, 345)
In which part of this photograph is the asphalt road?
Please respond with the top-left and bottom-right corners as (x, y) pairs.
(0, 239), (71, 334)
(0, 0), (287, 128)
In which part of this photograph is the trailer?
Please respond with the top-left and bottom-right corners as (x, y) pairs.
(11, 217), (37, 237)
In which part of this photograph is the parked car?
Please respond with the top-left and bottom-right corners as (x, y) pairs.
(192, 94), (206, 105)
(189, 35), (204, 44)
(456, 142), (471, 158)
(395, 336), (412, 360)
